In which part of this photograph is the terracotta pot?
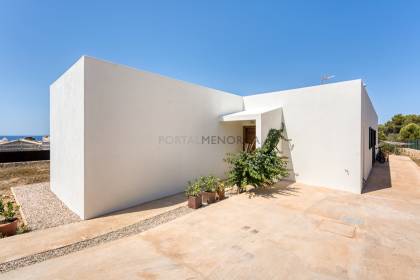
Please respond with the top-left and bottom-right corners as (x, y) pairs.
(0, 218), (18, 237)
(202, 192), (216, 204)
(188, 195), (202, 209)
(217, 189), (225, 200)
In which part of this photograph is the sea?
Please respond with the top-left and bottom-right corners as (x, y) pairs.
(0, 135), (45, 141)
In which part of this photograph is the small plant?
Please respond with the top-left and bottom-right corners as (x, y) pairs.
(3, 202), (19, 222)
(216, 181), (226, 200)
(1, 203), (18, 222)
(216, 181), (225, 193)
(0, 196), (19, 237)
(0, 196), (19, 222)
(185, 181), (201, 197)
(200, 175), (219, 193)
(185, 180), (203, 209)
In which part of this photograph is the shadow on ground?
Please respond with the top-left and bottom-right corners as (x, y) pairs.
(248, 180), (300, 199)
(362, 161), (392, 194)
(103, 193), (186, 218)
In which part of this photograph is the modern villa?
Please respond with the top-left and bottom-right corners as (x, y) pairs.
(50, 56), (378, 219)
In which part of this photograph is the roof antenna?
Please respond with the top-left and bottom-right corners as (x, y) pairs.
(321, 74), (335, 84)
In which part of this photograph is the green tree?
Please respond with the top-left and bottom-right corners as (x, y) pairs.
(378, 125), (386, 141)
(403, 114), (420, 127)
(399, 123), (420, 141)
(380, 114), (420, 141)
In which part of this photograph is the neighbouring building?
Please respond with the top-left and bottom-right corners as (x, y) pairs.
(0, 137), (50, 163)
(51, 56), (378, 219)
(0, 138), (45, 152)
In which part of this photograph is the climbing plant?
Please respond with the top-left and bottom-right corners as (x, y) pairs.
(225, 128), (289, 192)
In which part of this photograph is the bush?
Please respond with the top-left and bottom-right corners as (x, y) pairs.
(380, 143), (402, 155)
(225, 128), (288, 191)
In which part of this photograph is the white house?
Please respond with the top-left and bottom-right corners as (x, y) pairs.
(50, 56), (378, 219)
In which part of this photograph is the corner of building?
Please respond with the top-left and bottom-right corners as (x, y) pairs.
(50, 55), (86, 220)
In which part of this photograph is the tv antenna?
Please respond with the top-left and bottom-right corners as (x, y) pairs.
(321, 74), (335, 84)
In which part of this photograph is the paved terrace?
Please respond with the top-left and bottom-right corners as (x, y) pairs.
(1, 155), (420, 279)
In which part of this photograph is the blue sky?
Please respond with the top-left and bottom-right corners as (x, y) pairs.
(0, 0), (419, 135)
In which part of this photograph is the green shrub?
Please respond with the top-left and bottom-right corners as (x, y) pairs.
(185, 181), (201, 197)
(380, 143), (401, 155)
(225, 128), (289, 191)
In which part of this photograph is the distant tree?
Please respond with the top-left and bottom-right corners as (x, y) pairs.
(24, 136), (36, 141)
(403, 114), (420, 126)
(378, 125), (386, 141)
(384, 114), (405, 134)
(380, 114), (420, 141)
(399, 123), (420, 141)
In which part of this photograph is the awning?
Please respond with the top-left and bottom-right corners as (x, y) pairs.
(220, 107), (282, 122)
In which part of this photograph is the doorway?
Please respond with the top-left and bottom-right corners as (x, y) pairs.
(369, 127), (376, 165)
(243, 126), (256, 152)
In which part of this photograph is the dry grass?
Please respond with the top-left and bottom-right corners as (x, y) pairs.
(0, 161), (50, 195)
(0, 161), (50, 233)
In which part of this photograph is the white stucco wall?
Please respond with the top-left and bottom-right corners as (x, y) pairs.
(244, 80), (364, 193)
(54, 56), (244, 219)
(260, 108), (283, 147)
(50, 58), (85, 218)
(361, 85), (378, 183)
(51, 56), (377, 218)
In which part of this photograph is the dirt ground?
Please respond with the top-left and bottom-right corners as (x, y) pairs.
(0, 161), (50, 232)
(0, 161), (50, 195)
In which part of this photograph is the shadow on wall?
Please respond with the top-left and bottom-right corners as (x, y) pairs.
(280, 112), (296, 181)
(362, 161), (392, 193)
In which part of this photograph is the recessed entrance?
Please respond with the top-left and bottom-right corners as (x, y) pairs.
(243, 126), (256, 151)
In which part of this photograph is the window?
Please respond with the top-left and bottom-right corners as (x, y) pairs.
(369, 127), (376, 149)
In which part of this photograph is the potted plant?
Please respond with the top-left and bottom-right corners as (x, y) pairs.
(201, 176), (218, 204)
(185, 181), (202, 209)
(216, 181), (226, 200)
(0, 197), (19, 237)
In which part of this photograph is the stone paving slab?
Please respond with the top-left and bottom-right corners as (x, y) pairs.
(0, 206), (192, 273)
(2, 155), (420, 279)
(0, 191), (186, 264)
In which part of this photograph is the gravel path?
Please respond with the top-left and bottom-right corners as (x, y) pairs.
(0, 205), (192, 274)
(11, 183), (80, 230)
